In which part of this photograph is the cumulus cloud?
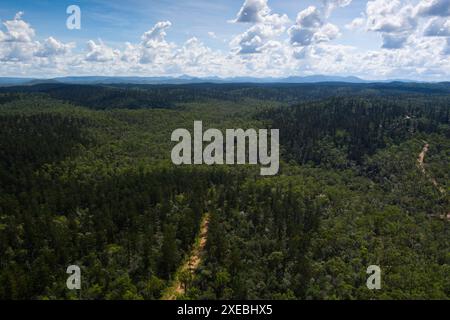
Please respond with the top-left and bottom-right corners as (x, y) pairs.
(413, 0), (450, 56)
(416, 0), (450, 17)
(366, 0), (417, 33)
(423, 17), (450, 36)
(0, 12), (73, 63)
(360, 0), (450, 49)
(444, 37), (450, 54)
(123, 21), (175, 67)
(288, 6), (340, 47)
(139, 21), (175, 64)
(230, 0), (289, 54)
(121, 42), (139, 63)
(296, 6), (323, 29)
(171, 37), (227, 75)
(231, 23), (285, 54)
(0, 12), (37, 61)
(322, 0), (353, 16)
(232, 0), (289, 26)
(141, 21), (172, 44)
(346, 17), (365, 30)
(364, 0), (416, 49)
(233, 0), (269, 23)
(315, 23), (340, 42)
(36, 37), (74, 57)
(85, 40), (120, 62)
(2, 12), (35, 42)
(288, 26), (316, 46)
(1, 5), (450, 81)
(381, 32), (410, 49)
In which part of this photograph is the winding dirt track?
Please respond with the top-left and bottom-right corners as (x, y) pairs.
(162, 213), (210, 300)
(417, 143), (429, 174)
(417, 142), (449, 220)
(418, 142), (445, 193)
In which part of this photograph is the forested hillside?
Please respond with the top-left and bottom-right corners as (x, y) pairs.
(2, 82), (450, 110)
(0, 83), (448, 300)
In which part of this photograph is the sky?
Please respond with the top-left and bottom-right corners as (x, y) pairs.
(0, 0), (449, 80)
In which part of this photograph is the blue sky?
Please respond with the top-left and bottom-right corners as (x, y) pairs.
(0, 0), (449, 80)
(0, 0), (379, 49)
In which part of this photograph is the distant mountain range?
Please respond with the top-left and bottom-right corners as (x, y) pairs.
(0, 75), (426, 86)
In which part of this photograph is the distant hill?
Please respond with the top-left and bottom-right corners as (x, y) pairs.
(52, 75), (370, 84)
(1, 81), (450, 111)
(269, 75), (367, 83)
(0, 75), (427, 86)
(0, 78), (38, 86)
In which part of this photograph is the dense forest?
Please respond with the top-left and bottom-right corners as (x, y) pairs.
(0, 83), (448, 300)
(2, 82), (450, 110)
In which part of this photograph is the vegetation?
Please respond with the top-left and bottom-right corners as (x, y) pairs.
(0, 83), (448, 300)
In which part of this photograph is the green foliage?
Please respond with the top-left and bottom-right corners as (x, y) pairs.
(0, 83), (448, 300)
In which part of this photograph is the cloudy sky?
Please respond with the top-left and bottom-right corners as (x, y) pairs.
(0, 0), (449, 80)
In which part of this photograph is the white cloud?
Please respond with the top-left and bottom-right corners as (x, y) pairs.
(346, 17), (365, 30)
(174, 37), (210, 67)
(288, 6), (340, 47)
(296, 6), (323, 29)
(136, 21), (175, 64)
(361, 0), (419, 49)
(36, 37), (74, 57)
(0, 12), (37, 62)
(141, 21), (172, 44)
(230, 0), (289, 54)
(231, 23), (285, 54)
(208, 31), (217, 39)
(1, 5), (450, 81)
(2, 12), (35, 42)
(416, 0), (450, 17)
(381, 32), (410, 49)
(366, 0), (417, 33)
(361, 0), (450, 50)
(444, 37), (450, 54)
(85, 40), (120, 62)
(232, 0), (289, 26)
(121, 42), (139, 63)
(0, 12), (74, 63)
(170, 37), (230, 76)
(315, 23), (340, 42)
(233, 0), (268, 23)
(322, 0), (353, 17)
(288, 26), (317, 47)
(423, 17), (450, 36)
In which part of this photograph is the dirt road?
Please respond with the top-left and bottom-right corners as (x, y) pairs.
(162, 213), (210, 300)
(417, 142), (445, 193)
(417, 142), (449, 220)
